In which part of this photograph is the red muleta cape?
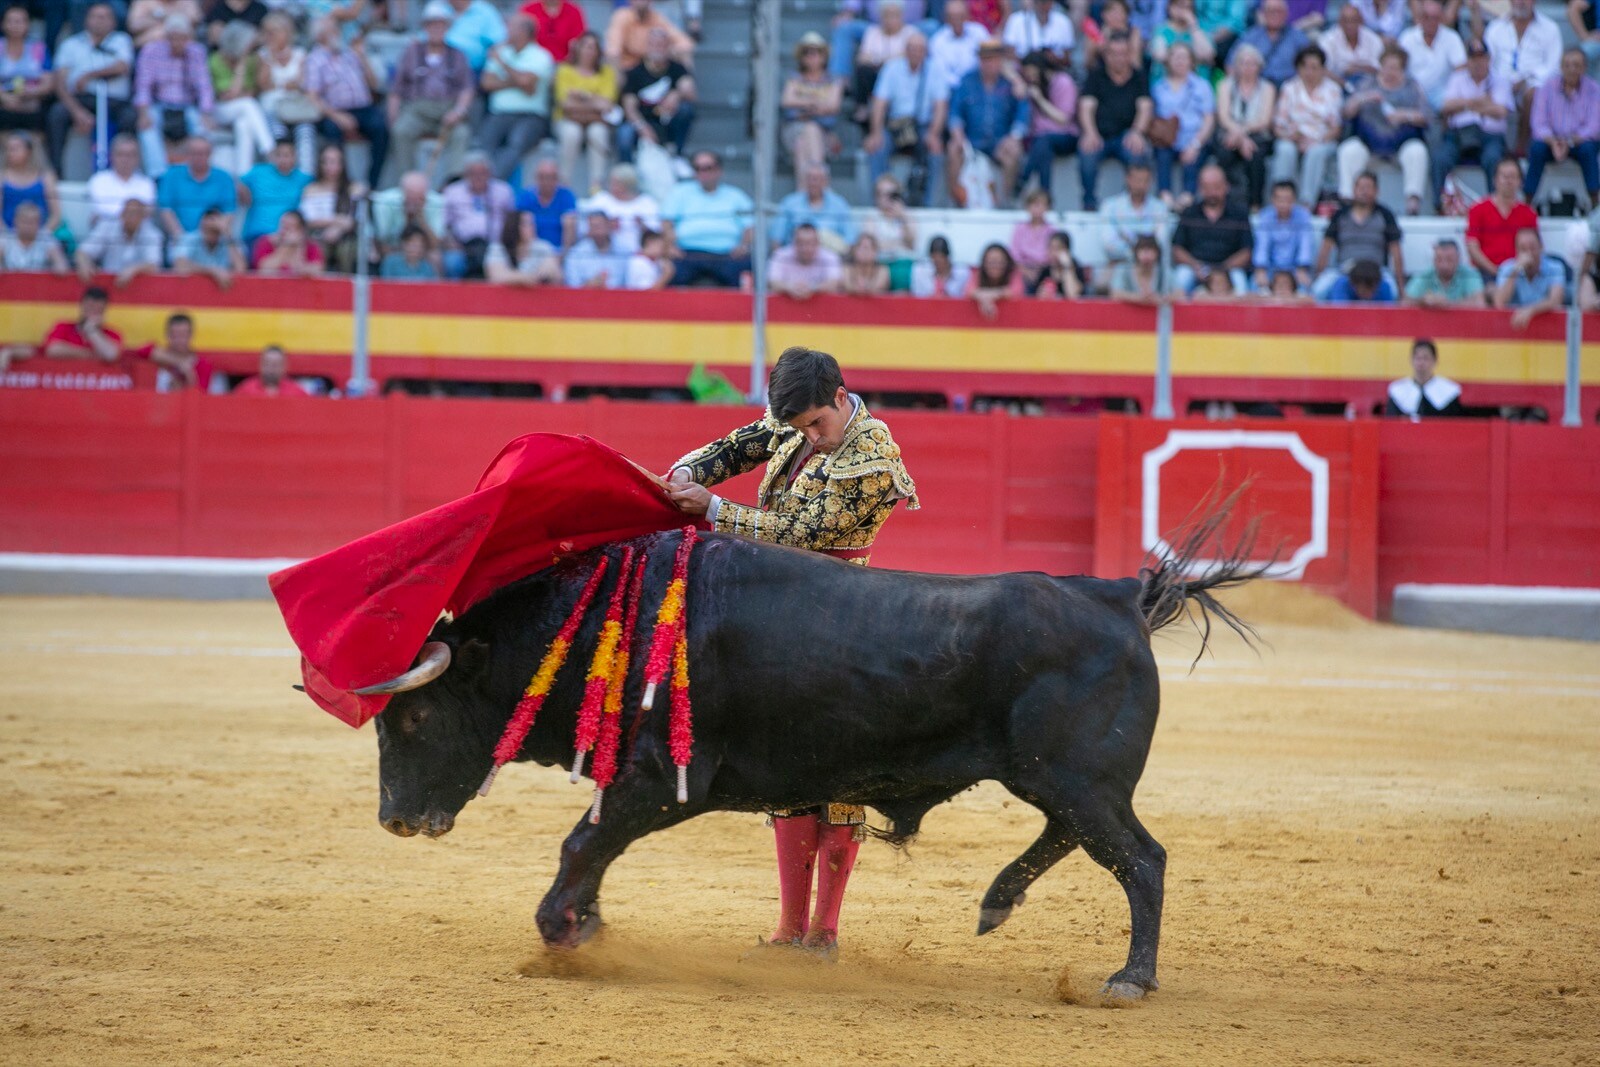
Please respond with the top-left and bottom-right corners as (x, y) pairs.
(269, 433), (703, 728)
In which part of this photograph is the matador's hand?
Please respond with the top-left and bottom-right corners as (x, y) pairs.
(667, 482), (712, 516)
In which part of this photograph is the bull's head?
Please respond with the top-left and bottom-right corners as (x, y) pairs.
(364, 638), (495, 839)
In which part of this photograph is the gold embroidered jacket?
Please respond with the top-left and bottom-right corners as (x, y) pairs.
(672, 398), (919, 563)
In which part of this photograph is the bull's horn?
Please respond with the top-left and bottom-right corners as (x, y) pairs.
(352, 641), (452, 695)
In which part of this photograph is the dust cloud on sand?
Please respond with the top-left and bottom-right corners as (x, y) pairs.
(1, 588), (1596, 1065)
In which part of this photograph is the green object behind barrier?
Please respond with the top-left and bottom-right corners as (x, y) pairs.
(688, 363), (746, 405)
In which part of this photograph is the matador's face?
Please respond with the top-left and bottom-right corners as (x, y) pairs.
(786, 386), (852, 455)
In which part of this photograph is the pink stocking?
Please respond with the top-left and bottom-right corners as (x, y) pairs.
(770, 813), (819, 942)
(806, 822), (860, 948)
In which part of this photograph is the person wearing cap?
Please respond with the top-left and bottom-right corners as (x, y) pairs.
(390, 1), (475, 189)
(944, 38), (1028, 207)
(131, 13), (213, 178)
(440, 150), (515, 278)
(1433, 38), (1513, 198)
(604, 0), (693, 73)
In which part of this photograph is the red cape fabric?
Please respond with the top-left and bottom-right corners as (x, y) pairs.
(269, 433), (701, 728)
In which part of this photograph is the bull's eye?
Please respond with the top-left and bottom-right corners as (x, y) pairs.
(405, 707), (429, 732)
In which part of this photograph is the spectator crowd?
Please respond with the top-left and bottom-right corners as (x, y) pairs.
(1, 0), (1598, 327)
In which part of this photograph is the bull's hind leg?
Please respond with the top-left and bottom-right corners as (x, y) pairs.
(976, 818), (1078, 935)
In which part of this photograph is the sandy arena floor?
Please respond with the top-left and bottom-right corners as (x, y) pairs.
(1, 586), (1597, 1066)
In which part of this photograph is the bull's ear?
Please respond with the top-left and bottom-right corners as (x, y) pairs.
(455, 638), (491, 680)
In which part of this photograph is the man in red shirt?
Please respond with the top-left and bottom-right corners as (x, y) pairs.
(41, 287), (124, 362)
(232, 345), (309, 397)
(135, 312), (217, 392)
(521, 0), (586, 61)
(1465, 157), (1538, 277)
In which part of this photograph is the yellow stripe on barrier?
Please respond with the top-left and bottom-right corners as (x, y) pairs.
(1173, 332), (1579, 384)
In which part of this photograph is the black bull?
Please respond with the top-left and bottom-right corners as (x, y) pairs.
(370, 526), (1259, 1000)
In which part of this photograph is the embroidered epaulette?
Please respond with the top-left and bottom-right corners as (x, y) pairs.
(825, 420), (920, 510)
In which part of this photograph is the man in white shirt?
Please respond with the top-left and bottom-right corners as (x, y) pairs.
(44, 1), (135, 176)
(1484, 0), (1563, 150)
(85, 134), (155, 226)
(580, 163), (660, 255)
(1002, 0), (1074, 66)
(1318, 3), (1384, 81)
(928, 0), (989, 91)
(1398, 0), (1466, 108)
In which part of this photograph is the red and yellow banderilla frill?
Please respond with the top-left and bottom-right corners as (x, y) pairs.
(588, 553), (648, 823)
(569, 546), (636, 784)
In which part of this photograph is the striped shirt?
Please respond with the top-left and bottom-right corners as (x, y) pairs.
(1529, 75), (1600, 144)
(392, 41), (472, 105)
(304, 45), (374, 110)
(132, 39), (214, 111)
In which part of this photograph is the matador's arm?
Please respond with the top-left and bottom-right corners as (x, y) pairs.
(711, 471), (899, 550)
(669, 418), (777, 487)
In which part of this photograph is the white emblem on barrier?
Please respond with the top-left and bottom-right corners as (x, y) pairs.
(1141, 429), (1330, 580)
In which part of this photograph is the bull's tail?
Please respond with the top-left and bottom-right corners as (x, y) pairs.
(1138, 482), (1274, 663)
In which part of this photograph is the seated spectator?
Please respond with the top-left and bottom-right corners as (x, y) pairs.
(1, 132), (59, 234)
(772, 163), (855, 252)
(767, 222), (843, 300)
(379, 225), (441, 280)
(1385, 338), (1463, 418)
(1082, 0), (1145, 74)
(1151, 0), (1215, 81)
(1433, 40), (1512, 199)
(864, 30), (945, 207)
(1239, 0), (1310, 86)
(207, 20), (275, 176)
(1098, 160), (1169, 273)
(1312, 171), (1405, 297)
(1485, 0), (1561, 156)
(1405, 238), (1485, 307)
(1077, 32), (1153, 211)
(1522, 48), (1600, 206)
(1398, 1), (1465, 110)
(1, 201), (69, 273)
(389, 3), (475, 190)
(1017, 49), (1078, 204)
(928, 0), (988, 94)
(1317, 3), (1382, 81)
(477, 14), (554, 181)
(553, 32), (619, 192)
(86, 135), (155, 228)
(964, 241), (1023, 318)
(128, 0), (203, 48)
(852, 1), (916, 126)
(252, 209), (325, 276)
(1271, 45), (1342, 206)
(233, 344), (309, 397)
(859, 174), (918, 263)
(605, 0), (694, 72)
(1211, 44), (1276, 209)
(780, 33), (844, 186)
(1150, 42), (1215, 202)
(1261, 267), (1313, 301)
(1170, 164), (1252, 293)
(486, 208), (561, 284)
(305, 15), (389, 190)
(842, 232), (890, 294)
(42, 286), (123, 361)
(204, 0), (270, 47)
(583, 164), (658, 253)
(173, 206), (246, 287)
(622, 226), (673, 289)
(1190, 266), (1242, 300)
(1110, 233), (1172, 304)
(1003, 0), (1075, 70)
(1466, 157), (1536, 276)
(619, 28), (695, 163)
(1195, 0), (1248, 57)
(441, 150), (515, 278)
(302, 143), (361, 273)
(1035, 230), (1087, 299)
(156, 136), (235, 238)
(1351, 0), (1406, 42)
(516, 156), (578, 249)
(911, 234), (970, 297)
(372, 170), (445, 262)
(75, 198), (163, 286)
(523, 0), (586, 63)
(563, 210), (629, 287)
(139, 311), (216, 392)
(132, 14), (213, 178)
(1010, 188), (1054, 289)
(1251, 179), (1315, 292)
(45, 3), (137, 178)
(1337, 47), (1431, 216)
(445, 0), (509, 75)
(0, 7), (49, 135)
(239, 138), (309, 247)
(1573, 0), (1600, 76)
(1492, 227), (1567, 328)
(1324, 257), (1397, 302)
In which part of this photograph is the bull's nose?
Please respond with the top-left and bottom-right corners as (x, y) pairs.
(421, 812), (455, 838)
(382, 815), (418, 837)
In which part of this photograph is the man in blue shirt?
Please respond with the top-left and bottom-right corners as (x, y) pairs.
(1324, 258), (1398, 302)
(662, 150), (754, 287)
(515, 156), (578, 250)
(1492, 227), (1568, 329)
(771, 164), (856, 250)
(944, 39), (1029, 206)
(863, 31), (948, 205)
(1238, 0), (1310, 85)
(563, 211), (630, 288)
(1251, 180), (1316, 292)
(239, 139), (312, 247)
(156, 137), (236, 239)
(444, 0), (507, 72)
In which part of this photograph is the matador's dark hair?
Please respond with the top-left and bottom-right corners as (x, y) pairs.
(767, 346), (845, 422)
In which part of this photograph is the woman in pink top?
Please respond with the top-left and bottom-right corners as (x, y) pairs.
(1018, 52), (1079, 202)
(965, 242), (1026, 318)
(1010, 188), (1055, 290)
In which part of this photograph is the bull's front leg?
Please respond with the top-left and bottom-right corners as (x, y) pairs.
(536, 775), (702, 949)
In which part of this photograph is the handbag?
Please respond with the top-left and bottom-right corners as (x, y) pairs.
(1147, 115), (1180, 149)
(160, 107), (190, 142)
(273, 91), (322, 126)
(887, 117), (921, 151)
(1454, 122), (1486, 155)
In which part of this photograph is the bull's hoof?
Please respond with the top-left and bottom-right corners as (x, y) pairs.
(537, 906), (603, 950)
(975, 892), (1025, 935)
(1098, 980), (1148, 1003)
